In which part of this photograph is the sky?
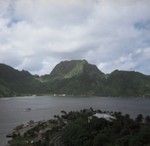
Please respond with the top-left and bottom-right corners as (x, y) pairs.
(0, 0), (150, 75)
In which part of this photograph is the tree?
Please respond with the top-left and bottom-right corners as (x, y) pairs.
(135, 114), (143, 123)
(93, 132), (110, 146)
(145, 116), (150, 124)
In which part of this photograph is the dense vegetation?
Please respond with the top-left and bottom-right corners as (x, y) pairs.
(0, 64), (48, 97)
(61, 111), (150, 146)
(0, 60), (150, 97)
(41, 60), (150, 97)
(9, 109), (150, 146)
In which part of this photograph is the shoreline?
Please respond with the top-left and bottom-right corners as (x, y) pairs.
(7, 109), (150, 146)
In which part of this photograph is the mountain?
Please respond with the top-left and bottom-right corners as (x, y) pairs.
(50, 60), (104, 79)
(41, 60), (104, 80)
(0, 64), (48, 97)
(40, 60), (106, 95)
(41, 60), (150, 97)
(0, 60), (150, 97)
(105, 70), (150, 97)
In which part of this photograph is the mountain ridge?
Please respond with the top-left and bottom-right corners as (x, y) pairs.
(47, 60), (104, 79)
(0, 63), (48, 97)
(0, 60), (150, 97)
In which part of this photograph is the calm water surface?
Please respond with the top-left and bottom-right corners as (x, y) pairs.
(0, 96), (150, 146)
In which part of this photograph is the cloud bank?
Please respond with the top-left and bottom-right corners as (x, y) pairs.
(0, 0), (150, 75)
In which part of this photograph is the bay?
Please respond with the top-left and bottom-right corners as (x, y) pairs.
(0, 96), (150, 146)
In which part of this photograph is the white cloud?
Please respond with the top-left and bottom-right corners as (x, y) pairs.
(0, 0), (150, 75)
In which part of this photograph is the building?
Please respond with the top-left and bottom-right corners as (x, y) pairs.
(88, 113), (116, 122)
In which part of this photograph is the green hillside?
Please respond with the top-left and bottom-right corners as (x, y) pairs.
(0, 60), (150, 97)
(41, 60), (150, 97)
(0, 64), (48, 97)
(105, 70), (150, 97)
(41, 60), (105, 95)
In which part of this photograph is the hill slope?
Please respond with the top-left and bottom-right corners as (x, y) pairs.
(41, 60), (106, 95)
(41, 60), (150, 97)
(105, 70), (150, 97)
(0, 64), (48, 97)
(0, 60), (150, 97)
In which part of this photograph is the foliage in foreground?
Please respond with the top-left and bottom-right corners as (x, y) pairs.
(62, 114), (150, 146)
(9, 109), (150, 146)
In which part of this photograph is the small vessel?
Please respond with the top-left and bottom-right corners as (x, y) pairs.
(24, 108), (31, 112)
(6, 133), (13, 138)
(32, 95), (36, 97)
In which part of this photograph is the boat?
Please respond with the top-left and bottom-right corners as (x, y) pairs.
(24, 108), (31, 112)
